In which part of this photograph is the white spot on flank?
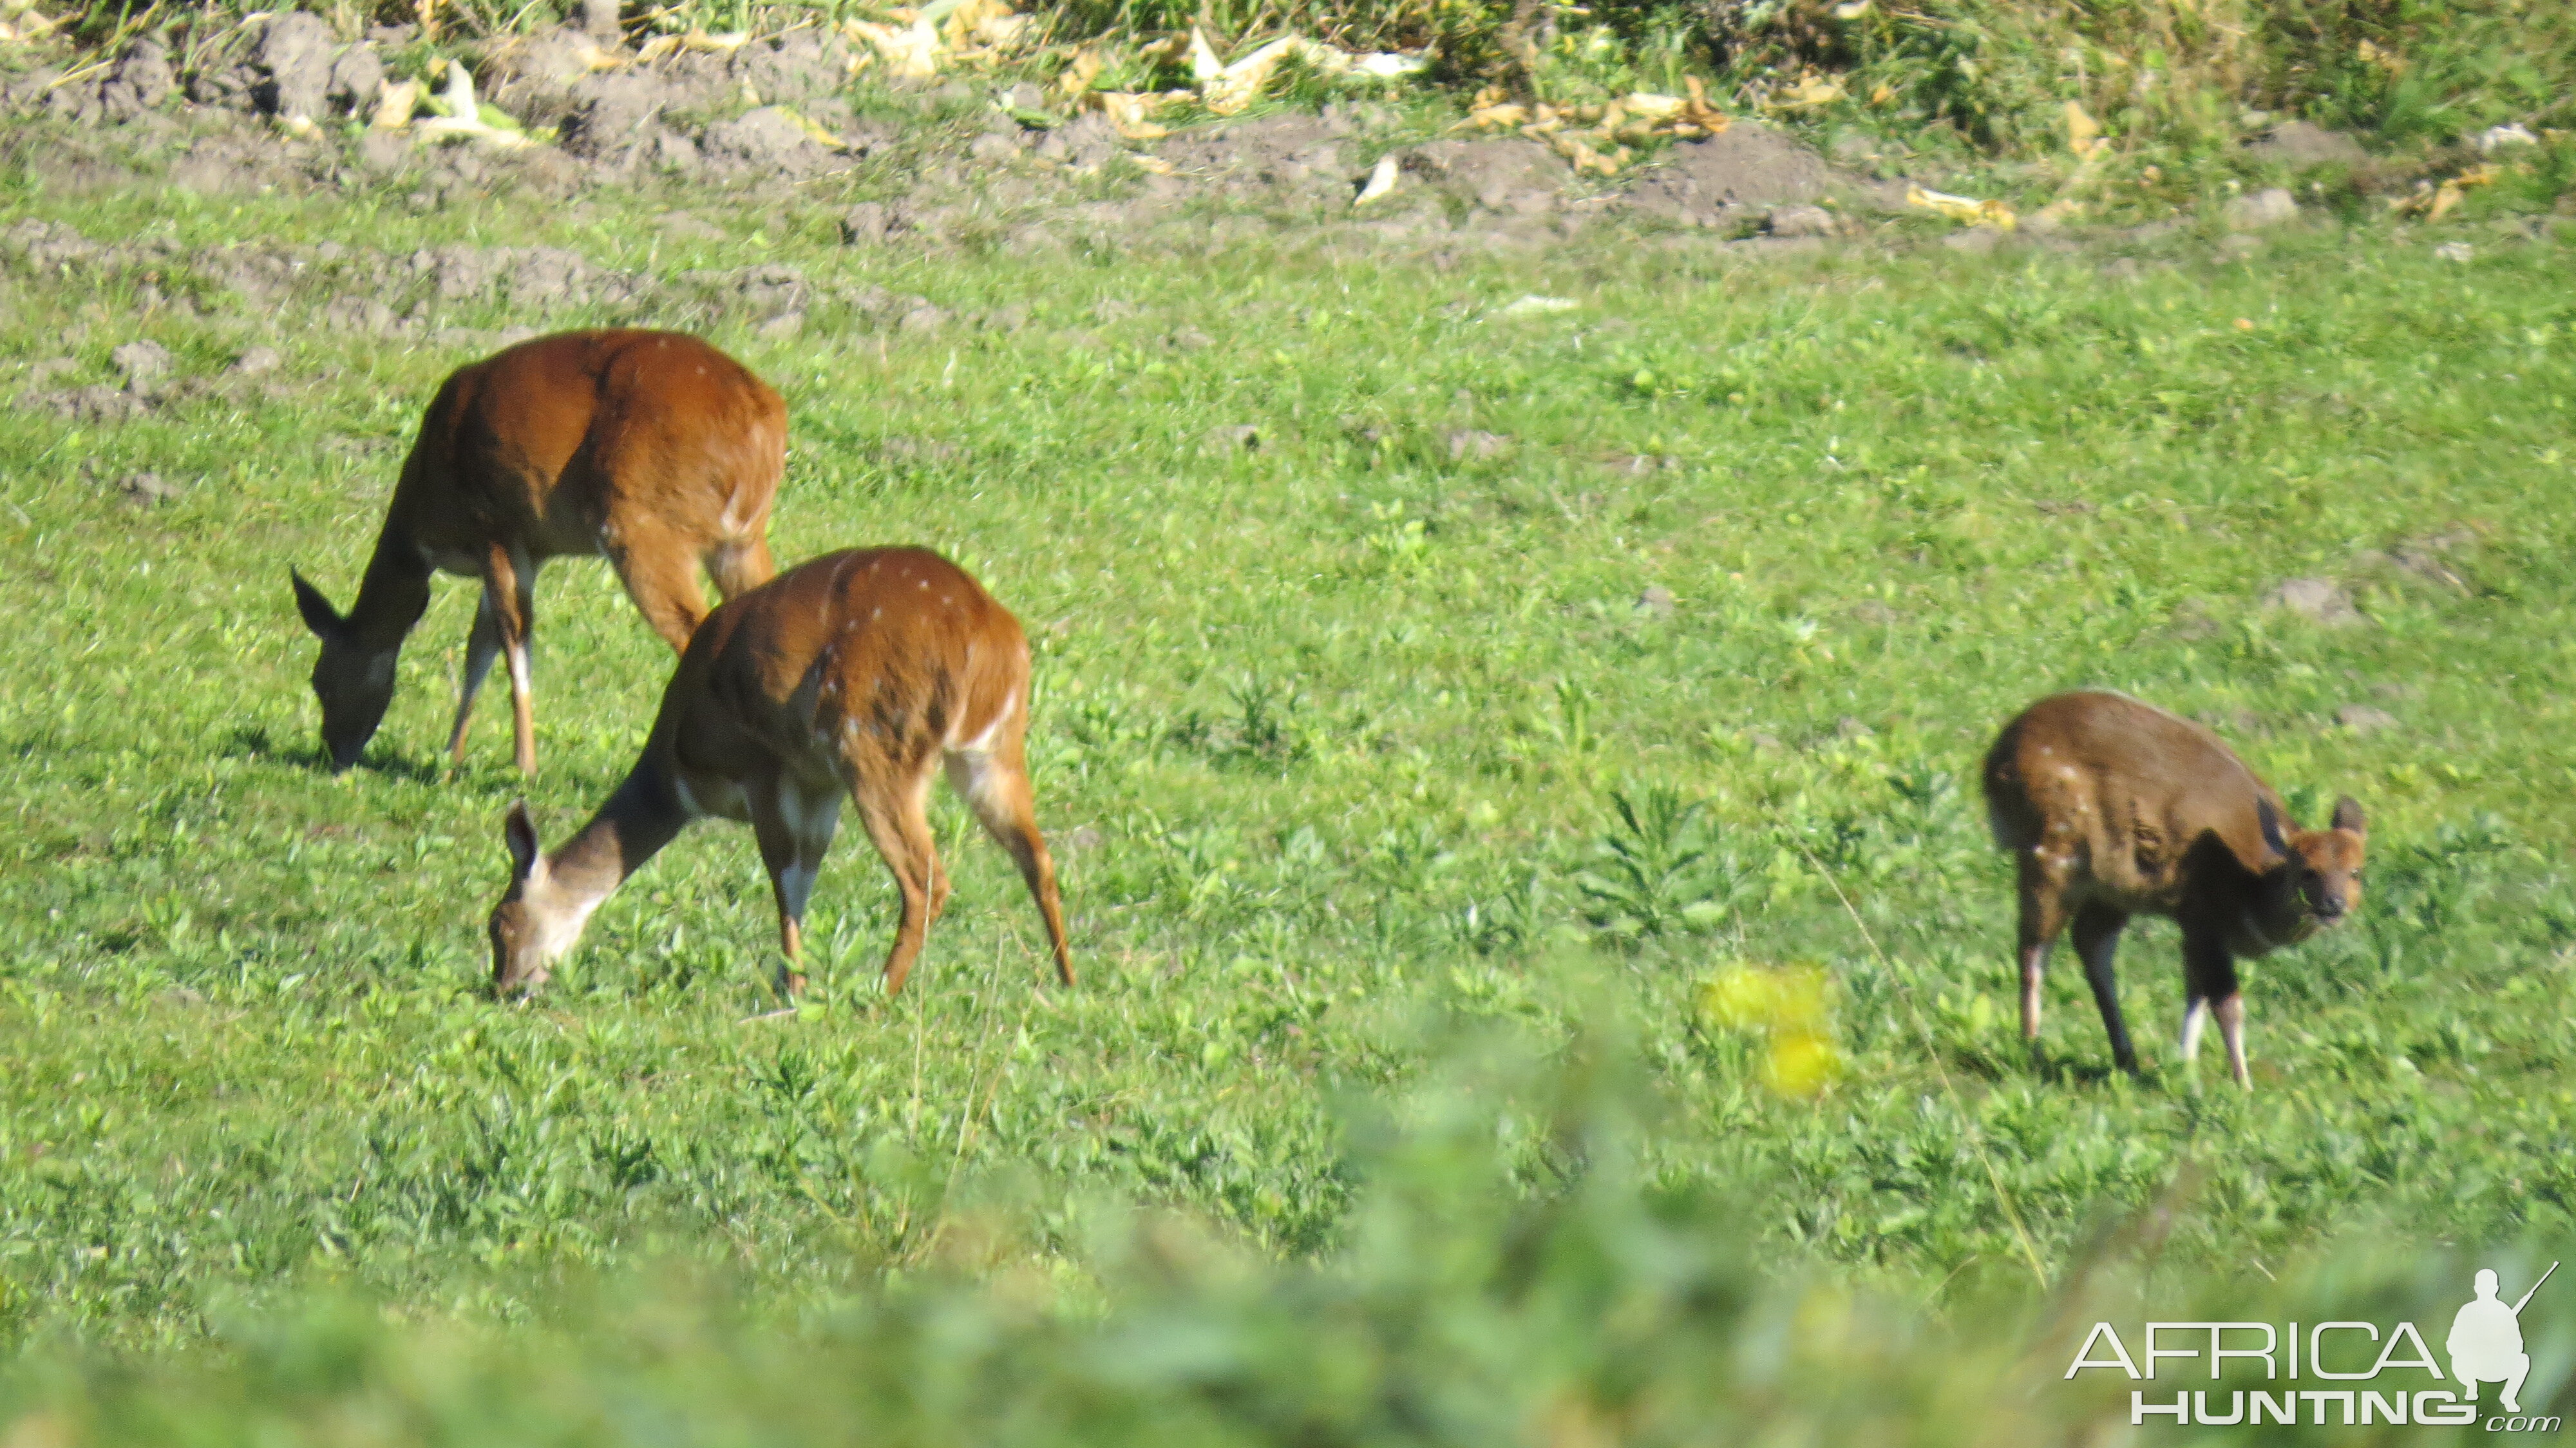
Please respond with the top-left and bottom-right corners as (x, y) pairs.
(871, 607), (882, 620)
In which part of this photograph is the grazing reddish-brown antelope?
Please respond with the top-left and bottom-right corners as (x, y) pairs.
(488, 547), (1074, 1000)
(1982, 691), (2366, 1089)
(289, 329), (786, 775)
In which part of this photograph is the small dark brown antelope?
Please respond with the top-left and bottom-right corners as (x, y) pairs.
(289, 329), (785, 775)
(488, 547), (1074, 1000)
(1982, 691), (2366, 1089)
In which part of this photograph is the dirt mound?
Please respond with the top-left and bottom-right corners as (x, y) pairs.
(1, 15), (1913, 267)
(257, 11), (336, 122)
(1404, 137), (1566, 216)
(1619, 120), (1855, 228)
(489, 24), (869, 180)
(1155, 111), (1356, 202)
(94, 37), (177, 123)
(728, 30), (853, 109)
(701, 106), (848, 180)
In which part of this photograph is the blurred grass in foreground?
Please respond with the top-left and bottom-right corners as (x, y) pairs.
(3, 1016), (2568, 1446)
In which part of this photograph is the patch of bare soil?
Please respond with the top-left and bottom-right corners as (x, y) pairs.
(6, 19), (1933, 263)
(1, 219), (1006, 417)
(1619, 120), (1896, 229)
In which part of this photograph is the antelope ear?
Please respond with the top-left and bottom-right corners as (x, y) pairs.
(2331, 795), (2367, 838)
(504, 801), (542, 877)
(2255, 795), (2290, 862)
(290, 569), (345, 641)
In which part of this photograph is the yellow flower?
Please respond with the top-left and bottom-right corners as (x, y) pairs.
(1696, 963), (1830, 1033)
(1698, 964), (1841, 1096)
(1761, 1029), (1843, 1097)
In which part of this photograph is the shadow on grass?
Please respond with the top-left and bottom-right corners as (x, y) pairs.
(220, 724), (450, 786)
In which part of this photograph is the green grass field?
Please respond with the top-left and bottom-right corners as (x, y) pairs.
(4, 129), (2575, 1439)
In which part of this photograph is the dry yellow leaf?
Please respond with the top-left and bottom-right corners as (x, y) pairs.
(845, 17), (942, 80)
(1203, 33), (1301, 114)
(1553, 133), (1624, 175)
(632, 30), (741, 63)
(373, 77), (421, 129)
(1092, 90), (1175, 140)
(1770, 71), (1844, 110)
(1188, 25), (1226, 83)
(2401, 164), (2498, 222)
(2063, 100), (2104, 159)
(781, 108), (849, 151)
(943, 0), (1025, 52)
(412, 57), (533, 147)
(1466, 100), (1528, 129)
(1681, 75), (1730, 133)
(1908, 184), (2016, 229)
(1352, 154), (1399, 206)
(1869, 82), (1895, 105)
(1057, 47), (1103, 99)
(0, 5), (62, 43)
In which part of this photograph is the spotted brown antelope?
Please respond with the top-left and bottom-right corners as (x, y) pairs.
(487, 547), (1075, 1002)
(289, 330), (786, 774)
(1981, 691), (2367, 1088)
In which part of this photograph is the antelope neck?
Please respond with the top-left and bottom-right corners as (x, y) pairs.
(343, 521), (435, 651)
(545, 763), (692, 900)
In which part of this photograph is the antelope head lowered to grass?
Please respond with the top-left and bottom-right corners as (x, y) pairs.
(290, 329), (785, 775)
(1982, 690), (2366, 1089)
(488, 547), (1075, 1002)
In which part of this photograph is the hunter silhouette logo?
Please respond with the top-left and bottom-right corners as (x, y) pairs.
(2066, 1261), (2562, 1431)
(2451, 1263), (2554, 1415)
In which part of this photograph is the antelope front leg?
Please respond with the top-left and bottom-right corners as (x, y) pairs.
(484, 546), (539, 776)
(2182, 929), (2249, 1090)
(2014, 861), (2069, 1047)
(446, 587), (505, 767)
(2070, 904), (2138, 1076)
(2214, 994), (2250, 1089)
(753, 782), (840, 1001)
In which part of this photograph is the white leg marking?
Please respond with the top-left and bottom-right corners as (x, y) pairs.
(2179, 1000), (2208, 1063)
(944, 748), (1009, 812)
(948, 690), (1015, 754)
(505, 634), (533, 701)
